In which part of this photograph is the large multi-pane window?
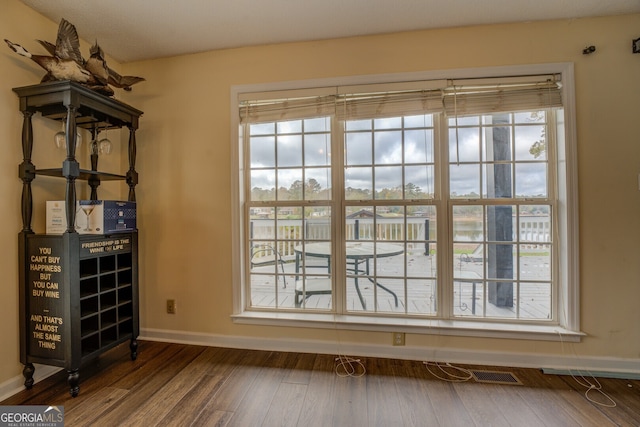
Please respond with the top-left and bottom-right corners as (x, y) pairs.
(236, 66), (577, 330)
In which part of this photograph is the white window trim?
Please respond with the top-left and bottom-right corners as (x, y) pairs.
(229, 63), (581, 341)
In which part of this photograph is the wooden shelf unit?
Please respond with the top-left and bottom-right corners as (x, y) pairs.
(13, 81), (143, 397)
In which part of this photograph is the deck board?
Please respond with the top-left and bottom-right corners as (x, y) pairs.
(251, 254), (551, 319)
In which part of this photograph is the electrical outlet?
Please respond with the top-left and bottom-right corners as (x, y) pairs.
(166, 299), (176, 314)
(393, 332), (405, 346)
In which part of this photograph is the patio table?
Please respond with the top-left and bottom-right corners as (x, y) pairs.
(294, 242), (404, 309)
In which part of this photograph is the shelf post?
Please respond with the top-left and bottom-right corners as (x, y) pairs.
(126, 126), (138, 202)
(18, 110), (35, 233)
(63, 105), (80, 233)
(89, 127), (100, 200)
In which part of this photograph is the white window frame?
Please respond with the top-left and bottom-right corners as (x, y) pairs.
(230, 63), (582, 342)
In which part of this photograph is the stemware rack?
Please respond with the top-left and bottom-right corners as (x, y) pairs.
(13, 81), (143, 397)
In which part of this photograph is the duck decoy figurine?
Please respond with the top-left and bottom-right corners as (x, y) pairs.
(5, 18), (115, 96)
(107, 66), (146, 92)
(85, 41), (110, 85)
(38, 39), (145, 92)
(87, 41), (145, 91)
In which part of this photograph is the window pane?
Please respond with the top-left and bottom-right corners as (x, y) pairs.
(519, 282), (551, 319)
(449, 127), (480, 163)
(482, 117), (512, 164)
(345, 167), (372, 200)
(405, 166), (434, 199)
(250, 136), (275, 168)
(515, 124), (546, 161)
(486, 243), (517, 280)
(277, 168), (303, 200)
(346, 132), (372, 166)
(374, 131), (402, 164)
(305, 168), (331, 200)
(250, 169), (275, 201)
(305, 133), (331, 166)
(277, 135), (302, 167)
(304, 207), (331, 240)
(407, 279), (436, 315)
(454, 279), (484, 317)
(277, 213), (303, 240)
(250, 218), (275, 239)
(519, 206), (551, 244)
(377, 206), (405, 243)
(453, 206), (483, 242)
(250, 275), (279, 308)
(484, 163), (513, 199)
(515, 163), (547, 198)
(346, 206), (374, 240)
(519, 244), (551, 281)
(450, 164), (481, 198)
(404, 129), (433, 164)
(374, 166), (402, 199)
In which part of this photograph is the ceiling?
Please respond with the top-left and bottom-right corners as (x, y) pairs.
(20, 0), (640, 63)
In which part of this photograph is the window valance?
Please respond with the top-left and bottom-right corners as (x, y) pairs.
(239, 74), (562, 123)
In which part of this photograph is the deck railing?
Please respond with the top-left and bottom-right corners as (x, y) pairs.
(250, 216), (549, 261)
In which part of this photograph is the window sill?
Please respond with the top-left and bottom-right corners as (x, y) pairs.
(231, 311), (584, 342)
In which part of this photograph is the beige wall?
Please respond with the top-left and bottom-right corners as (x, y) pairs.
(1, 0), (133, 383)
(1, 0), (639, 387)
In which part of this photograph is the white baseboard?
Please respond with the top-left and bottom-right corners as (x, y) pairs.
(140, 328), (640, 379)
(3, 329), (637, 402)
(0, 364), (62, 402)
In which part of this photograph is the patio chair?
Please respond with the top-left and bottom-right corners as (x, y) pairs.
(292, 247), (332, 307)
(250, 244), (287, 288)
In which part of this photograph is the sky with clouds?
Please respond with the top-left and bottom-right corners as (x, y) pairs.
(249, 113), (548, 200)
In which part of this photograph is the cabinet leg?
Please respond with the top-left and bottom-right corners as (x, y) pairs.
(130, 338), (138, 361)
(23, 363), (35, 389)
(67, 369), (80, 397)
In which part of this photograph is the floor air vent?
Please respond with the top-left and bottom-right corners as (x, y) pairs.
(471, 369), (523, 385)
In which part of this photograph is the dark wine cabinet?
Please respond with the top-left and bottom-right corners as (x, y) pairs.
(13, 81), (143, 397)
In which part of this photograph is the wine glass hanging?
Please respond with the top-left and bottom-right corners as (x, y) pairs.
(53, 121), (82, 149)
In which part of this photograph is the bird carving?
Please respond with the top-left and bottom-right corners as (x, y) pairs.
(38, 39), (145, 92)
(85, 42), (110, 85)
(87, 41), (145, 91)
(5, 18), (144, 95)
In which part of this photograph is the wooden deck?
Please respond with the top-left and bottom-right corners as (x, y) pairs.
(250, 254), (551, 319)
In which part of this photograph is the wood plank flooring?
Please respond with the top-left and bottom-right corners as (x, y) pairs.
(3, 340), (639, 426)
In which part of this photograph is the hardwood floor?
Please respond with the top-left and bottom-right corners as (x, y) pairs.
(3, 340), (639, 426)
